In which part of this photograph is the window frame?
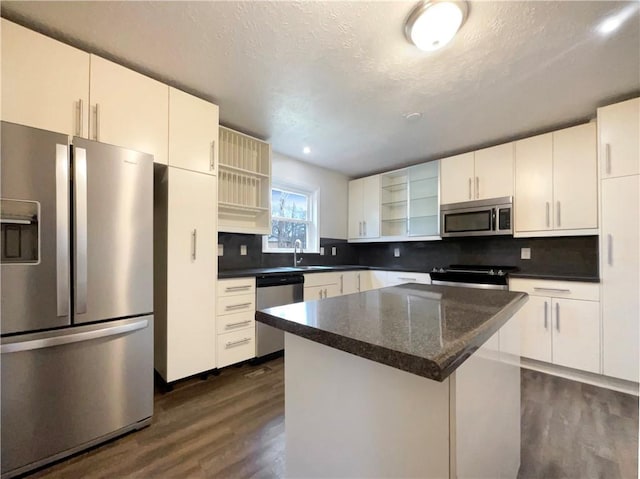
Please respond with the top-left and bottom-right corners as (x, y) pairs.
(262, 182), (320, 254)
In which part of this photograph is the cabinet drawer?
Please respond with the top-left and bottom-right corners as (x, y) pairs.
(217, 311), (254, 335)
(217, 328), (256, 368)
(386, 271), (431, 285)
(217, 293), (255, 316)
(217, 277), (255, 297)
(509, 278), (599, 301)
(303, 272), (341, 288)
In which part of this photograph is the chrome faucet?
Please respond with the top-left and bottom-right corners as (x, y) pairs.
(293, 239), (303, 266)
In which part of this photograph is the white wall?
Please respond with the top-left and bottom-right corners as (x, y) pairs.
(272, 152), (349, 239)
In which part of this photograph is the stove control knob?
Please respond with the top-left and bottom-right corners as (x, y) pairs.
(439, 267), (446, 273)
(497, 270), (505, 276)
(432, 267), (438, 273)
(488, 269), (495, 275)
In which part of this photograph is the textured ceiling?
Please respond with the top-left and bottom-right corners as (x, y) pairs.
(2, 1), (639, 177)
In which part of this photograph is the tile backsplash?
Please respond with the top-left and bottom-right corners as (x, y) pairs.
(218, 233), (599, 278)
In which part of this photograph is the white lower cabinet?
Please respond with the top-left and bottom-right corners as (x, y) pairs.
(503, 279), (600, 375)
(386, 271), (431, 286)
(154, 166), (217, 383)
(341, 270), (371, 294)
(217, 277), (256, 368)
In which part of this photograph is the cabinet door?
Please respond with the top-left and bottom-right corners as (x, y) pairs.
(90, 55), (169, 165)
(408, 161), (439, 236)
(553, 124), (597, 230)
(601, 175), (640, 382)
(166, 167), (217, 381)
(341, 272), (360, 295)
(474, 143), (514, 200)
(598, 98), (640, 179)
(515, 296), (552, 362)
(440, 152), (475, 204)
(348, 179), (364, 239)
(362, 175), (381, 238)
(304, 285), (327, 301)
(514, 133), (553, 232)
(168, 88), (219, 175)
(325, 283), (342, 298)
(551, 299), (600, 374)
(1, 19), (90, 137)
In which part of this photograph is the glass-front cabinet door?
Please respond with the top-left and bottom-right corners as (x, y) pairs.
(408, 161), (439, 236)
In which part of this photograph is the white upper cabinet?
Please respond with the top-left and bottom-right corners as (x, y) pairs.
(348, 175), (380, 240)
(514, 133), (554, 233)
(89, 55), (169, 165)
(600, 175), (640, 383)
(598, 97), (640, 179)
(1, 19), (90, 137)
(552, 123), (597, 230)
(473, 143), (514, 200)
(440, 145), (514, 204)
(440, 152), (474, 204)
(515, 125), (597, 236)
(168, 87), (219, 175)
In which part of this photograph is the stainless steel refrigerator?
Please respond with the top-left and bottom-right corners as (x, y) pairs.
(1, 122), (154, 478)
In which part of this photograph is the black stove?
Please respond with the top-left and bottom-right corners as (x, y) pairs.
(430, 265), (519, 290)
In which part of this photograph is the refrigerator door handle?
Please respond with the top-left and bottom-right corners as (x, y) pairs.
(74, 147), (88, 314)
(56, 145), (70, 318)
(0, 318), (149, 354)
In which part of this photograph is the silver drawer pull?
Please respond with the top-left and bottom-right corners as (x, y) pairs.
(533, 287), (571, 294)
(225, 285), (252, 292)
(225, 320), (252, 329)
(225, 302), (252, 311)
(556, 302), (560, 331)
(398, 277), (417, 281)
(544, 301), (548, 329)
(226, 337), (251, 348)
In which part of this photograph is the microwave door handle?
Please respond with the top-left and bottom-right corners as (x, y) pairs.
(492, 208), (497, 231)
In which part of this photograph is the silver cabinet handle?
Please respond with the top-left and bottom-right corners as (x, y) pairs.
(607, 234), (613, 266)
(556, 201), (561, 227)
(76, 99), (83, 136)
(605, 143), (611, 175)
(475, 176), (479, 199)
(74, 147), (88, 315)
(555, 302), (560, 331)
(56, 144), (70, 318)
(319, 289), (323, 300)
(340, 275), (344, 294)
(544, 301), (548, 329)
(357, 273), (361, 292)
(191, 229), (197, 261)
(225, 285), (252, 292)
(398, 277), (417, 281)
(1, 318), (148, 354)
(359, 221), (362, 236)
(545, 202), (550, 227)
(324, 288), (328, 298)
(225, 319), (252, 330)
(225, 337), (251, 349)
(534, 287), (571, 293)
(468, 178), (472, 199)
(94, 103), (100, 141)
(210, 140), (216, 171)
(225, 302), (252, 311)
(363, 220), (367, 236)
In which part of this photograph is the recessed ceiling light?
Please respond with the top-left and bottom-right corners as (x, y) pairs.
(405, 1), (468, 51)
(303, 146), (311, 154)
(403, 112), (423, 122)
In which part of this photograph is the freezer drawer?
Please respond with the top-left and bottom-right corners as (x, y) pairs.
(1, 316), (154, 478)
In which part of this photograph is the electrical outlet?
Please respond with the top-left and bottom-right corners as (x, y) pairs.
(331, 247), (337, 256)
(320, 247), (325, 256)
(521, 247), (531, 260)
(394, 247), (400, 257)
(218, 244), (224, 256)
(240, 245), (247, 256)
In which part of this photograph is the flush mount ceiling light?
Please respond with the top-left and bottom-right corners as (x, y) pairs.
(303, 146), (311, 154)
(405, 0), (468, 51)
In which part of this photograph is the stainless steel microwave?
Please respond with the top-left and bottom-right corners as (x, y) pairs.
(440, 196), (513, 237)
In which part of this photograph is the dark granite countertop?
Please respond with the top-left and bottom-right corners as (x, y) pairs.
(509, 272), (600, 283)
(218, 265), (367, 278)
(256, 284), (527, 382)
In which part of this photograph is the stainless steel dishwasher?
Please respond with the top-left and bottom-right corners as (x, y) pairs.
(256, 273), (304, 358)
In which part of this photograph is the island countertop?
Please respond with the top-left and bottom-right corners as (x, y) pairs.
(256, 284), (527, 381)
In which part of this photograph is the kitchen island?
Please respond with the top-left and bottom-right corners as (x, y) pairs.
(256, 283), (527, 479)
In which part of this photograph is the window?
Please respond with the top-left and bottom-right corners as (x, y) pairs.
(263, 184), (319, 253)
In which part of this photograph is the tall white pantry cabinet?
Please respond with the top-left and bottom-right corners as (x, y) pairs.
(598, 98), (640, 384)
(154, 92), (219, 383)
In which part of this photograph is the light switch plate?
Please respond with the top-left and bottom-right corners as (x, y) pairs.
(521, 247), (531, 260)
(240, 245), (247, 256)
(331, 247), (337, 256)
(218, 244), (224, 256)
(320, 247), (325, 256)
(394, 247), (400, 257)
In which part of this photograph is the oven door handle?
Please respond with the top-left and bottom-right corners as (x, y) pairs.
(491, 208), (497, 231)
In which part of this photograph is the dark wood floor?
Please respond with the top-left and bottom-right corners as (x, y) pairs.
(29, 358), (637, 479)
